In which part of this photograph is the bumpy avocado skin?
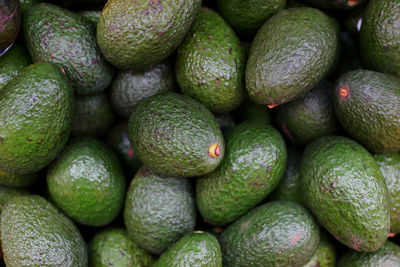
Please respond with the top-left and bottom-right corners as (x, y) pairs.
(0, 0), (20, 50)
(360, 0), (400, 78)
(301, 136), (390, 252)
(196, 122), (287, 225)
(175, 8), (245, 113)
(128, 92), (224, 178)
(0, 62), (73, 175)
(220, 201), (320, 267)
(303, 232), (337, 267)
(333, 70), (400, 153)
(0, 186), (30, 212)
(303, 0), (365, 9)
(246, 7), (338, 106)
(1, 195), (87, 266)
(0, 43), (31, 90)
(124, 166), (196, 255)
(97, 0), (201, 70)
(23, 3), (113, 95)
(154, 231), (222, 267)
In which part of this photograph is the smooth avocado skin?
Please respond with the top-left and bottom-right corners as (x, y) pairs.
(301, 136), (390, 252)
(246, 7), (338, 106)
(23, 3), (113, 95)
(175, 8), (245, 114)
(0, 43), (31, 90)
(303, 0), (365, 10)
(0, 0), (20, 50)
(196, 122), (287, 225)
(97, 0), (201, 70)
(1, 195), (87, 266)
(88, 228), (155, 267)
(303, 232), (337, 267)
(220, 201), (320, 267)
(333, 70), (400, 153)
(0, 62), (73, 175)
(124, 166), (196, 255)
(154, 231), (222, 267)
(0, 168), (38, 188)
(47, 138), (126, 227)
(360, 0), (400, 78)
(128, 92), (224, 178)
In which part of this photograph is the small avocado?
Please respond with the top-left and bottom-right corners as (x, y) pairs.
(235, 99), (271, 125)
(303, 232), (337, 267)
(1, 195), (87, 266)
(154, 231), (222, 267)
(0, 0), (20, 51)
(0, 43), (31, 90)
(124, 166), (196, 255)
(0, 168), (38, 188)
(220, 201), (320, 267)
(301, 136), (389, 252)
(128, 92), (224, 177)
(302, 0), (365, 9)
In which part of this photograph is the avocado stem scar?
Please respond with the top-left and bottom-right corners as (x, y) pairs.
(208, 144), (220, 158)
(339, 87), (349, 99)
(347, 0), (358, 6)
(267, 104), (278, 109)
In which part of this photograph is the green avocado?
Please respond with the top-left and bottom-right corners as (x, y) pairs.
(18, 0), (43, 14)
(220, 201), (320, 267)
(23, 3), (113, 95)
(128, 92), (224, 177)
(0, 0), (20, 50)
(1, 195), (87, 266)
(0, 43), (31, 90)
(175, 7), (245, 113)
(303, 232), (337, 267)
(302, 0), (365, 9)
(246, 7), (338, 106)
(0, 168), (38, 188)
(0, 62), (73, 175)
(79, 10), (101, 26)
(0, 186), (30, 212)
(301, 136), (389, 252)
(235, 99), (271, 125)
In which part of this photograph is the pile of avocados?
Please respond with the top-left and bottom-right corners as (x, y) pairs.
(1, 0), (400, 266)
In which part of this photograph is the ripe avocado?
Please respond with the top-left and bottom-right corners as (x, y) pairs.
(303, 0), (365, 10)
(0, 43), (31, 90)
(0, 0), (20, 50)
(175, 7), (245, 113)
(301, 136), (390, 252)
(0, 168), (38, 188)
(303, 232), (337, 267)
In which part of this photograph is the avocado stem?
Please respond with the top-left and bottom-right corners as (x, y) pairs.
(208, 144), (220, 158)
(339, 87), (349, 99)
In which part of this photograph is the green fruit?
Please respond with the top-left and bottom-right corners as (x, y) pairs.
(0, 62), (73, 174)
(0, 186), (30, 213)
(0, 43), (31, 90)
(333, 70), (400, 153)
(0, 0), (20, 50)
(154, 231), (222, 267)
(220, 201), (320, 267)
(18, 0), (43, 14)
(303, 0), (365, 9)
(128, 92), (224, 177)
(235, 99), (271, 125)
(79, 10), (101, 26)
(246, 7), (338, 106)
(303, 232), (337, 267)
(47, 138), (126, 227)
(124, 166), (196, 255)
(1, 195), (87, 266)
(97, 0), (201, 70)
(301, 136), (390, 252)
(175, 7), (245, 113)
(196, 122), (286, 225)
(0, 168), (38, 188)
(23, 3), (113, 95)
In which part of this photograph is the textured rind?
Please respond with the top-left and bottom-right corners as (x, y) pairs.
(303, 0), (365, 9)
(220, 201), (320, 267)
(128, 92), (224, 177)
(175, 8), (245, 113)
(303, 233), (337, 267)
(338, 241), (400, 267)
(246, 7), (338, 106)
(23, 3), (113, 94)
(196, 122), (287, 225)
(0, 0), (20, 50)
(0, 186), (30, 213)
(154, 231), (222, 267)
(111, 60), (175, 119)
(47, 138), (126, 227)
(0, 43), (31, 90)
(301, 136), (390, 252)
(0, 62), (73, 174)
(1, 195), (87, 266)
(360, 0), (400, 78)
(0, 168), (38, 188)
(124, 166), (196, 255)
(89, 228), (155, 267)
(333, 70), (400, 153)
(97, 0), (201, 70)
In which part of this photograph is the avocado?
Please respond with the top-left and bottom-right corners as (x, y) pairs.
(89, 228), (155, 267)
(0, 186), (30, 212)
(301, 136), (389, 252)
(175, 7), (245, 113)
(97, 0), (201, 70)
(154, 231), (222, 267)
(71, 91), (116, 137)
(360, 0), (400, 78)
(18, 0), (43, 14)
(276, 80), (339, 146)
(333, 70), (400, 153)
(220, 201), (320, 267)
(128, 92), (224, 177)
(374, 153), (400, 234)
(111, 60), (175, 119)
(0, 43), (31, 90)
(196, 122), (286, 225)
(0, 0), (20, 51)
(303, 232), (337, 267)
(23, 3), (113, 95)
(338, 241), (400, 266)
(235, 99), (271, 125)
(0, 168), (38, 188)
(0, 62), (73, 175)
(246, 7), (338, 106)
(124, 166), (196, 255)
(47, 138), (125, 227)
(1, 195), (87, 266)
(79, 10), (101, 26)
(302, 0), (365, 9)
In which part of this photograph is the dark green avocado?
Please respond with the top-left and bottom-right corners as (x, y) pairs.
(0, 43), (31, 90)
(18, 0), (43, 14)
(0, 168), (38, 188)
(303, 232), (337, 267)
(235, 99), (271, 125)
(0, 0), (20, 50)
